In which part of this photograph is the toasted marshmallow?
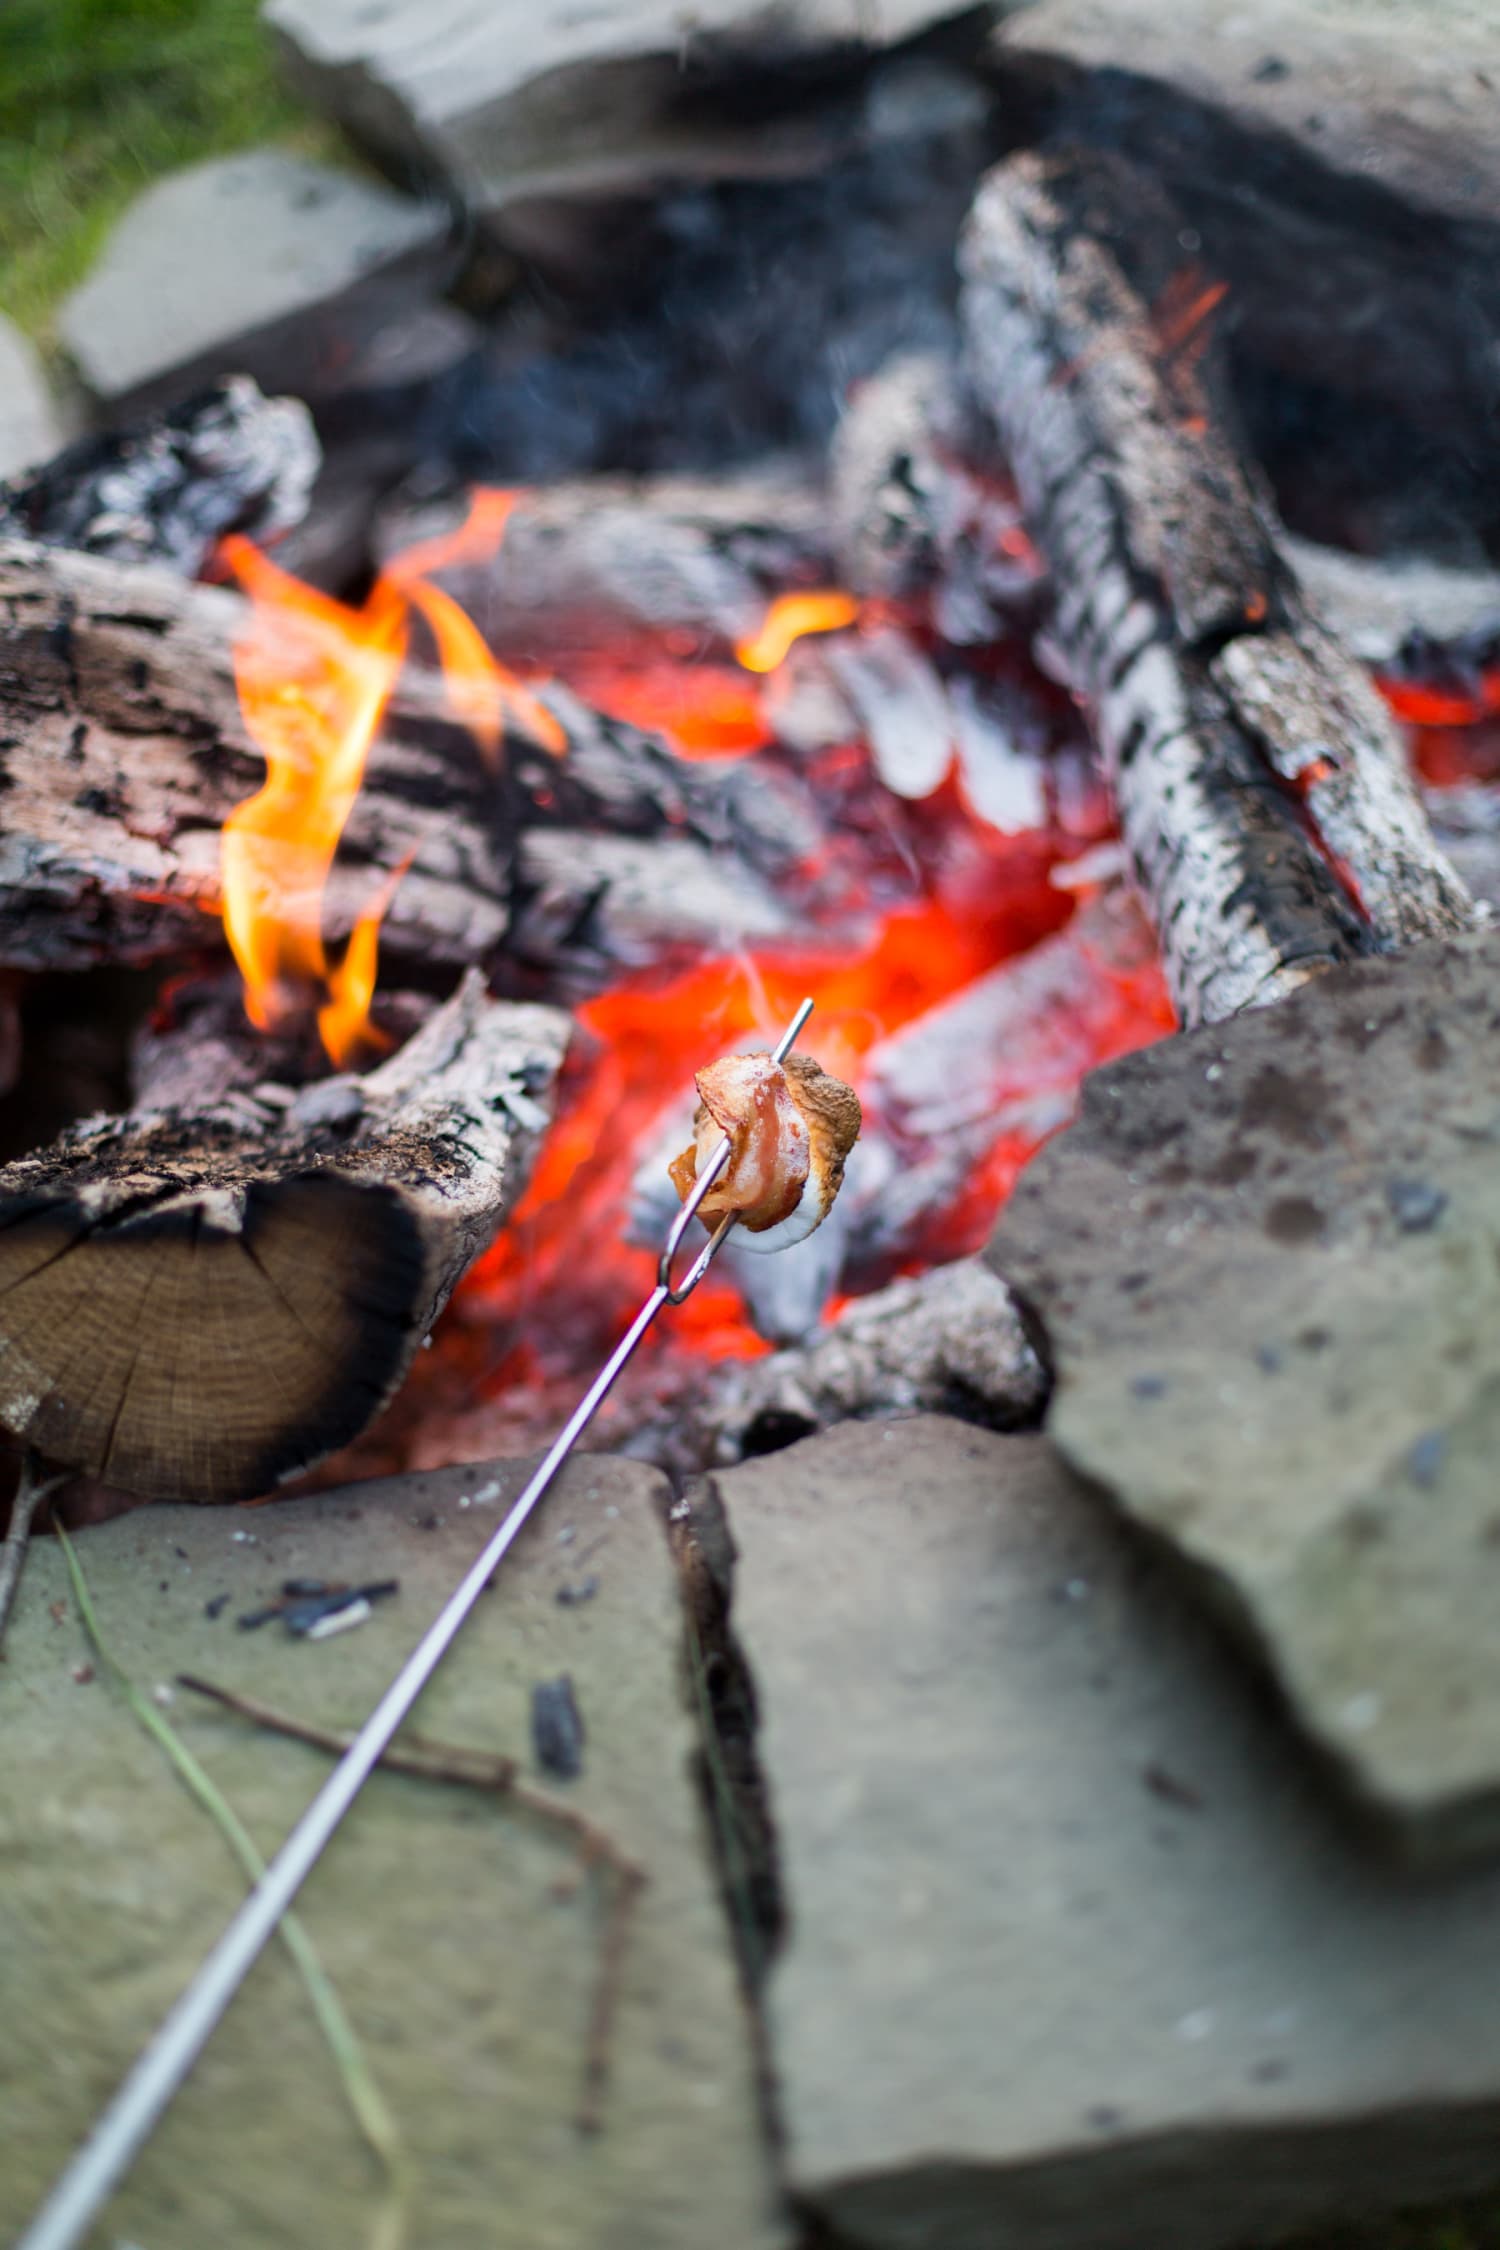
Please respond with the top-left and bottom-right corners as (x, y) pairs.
(668, 1050), (861, 1253)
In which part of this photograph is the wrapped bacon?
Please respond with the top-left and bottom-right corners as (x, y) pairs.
(668, 1049), (861, 1253)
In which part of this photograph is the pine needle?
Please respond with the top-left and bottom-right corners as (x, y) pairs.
(54, 1522), (413, 2250)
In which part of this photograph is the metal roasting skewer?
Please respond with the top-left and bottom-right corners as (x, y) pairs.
(20, 995), (818, 2250)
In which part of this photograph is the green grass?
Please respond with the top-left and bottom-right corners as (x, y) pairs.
(0, 0), (340, 347)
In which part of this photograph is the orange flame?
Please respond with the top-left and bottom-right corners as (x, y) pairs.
(316, 852), (415, 1066)
(736, 591), (860, 673)
(385, 489), (567, 758)
(220, 489), (575, 1064)
(220, 535), (407, 1063)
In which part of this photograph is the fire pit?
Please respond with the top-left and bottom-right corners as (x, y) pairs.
(5, 1), (1500, 2245)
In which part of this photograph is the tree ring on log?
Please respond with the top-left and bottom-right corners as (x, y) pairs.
(0, 974), (569, 1502)
(0, 1171), (426, 1503)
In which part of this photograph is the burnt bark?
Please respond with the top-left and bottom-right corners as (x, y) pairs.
(0, 538), (813, 990)
(0, 377), (319, 576)
(375, 468), (836, 659)
(829, 349), (1044, 643)
(958, 150), (1476, 1026)
(0, 972), (568, 1502)
(644, 1258), (1048, 1477)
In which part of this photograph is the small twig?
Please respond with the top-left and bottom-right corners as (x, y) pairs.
(56, 1532), (413, 2250)
(0, 1453), (67, 1661)
(178, 1672), (648, 2131)
(577, 1855), (648, 2134)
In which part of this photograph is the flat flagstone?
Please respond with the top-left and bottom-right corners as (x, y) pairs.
(0, 315), (65, 482)
(990, 932), (1500, 1862)
(58, 149), (452, 412)
(712, 1415), (1500, 2250)
(0, 1456), (784, 2250)
(266, 0), (995, 232)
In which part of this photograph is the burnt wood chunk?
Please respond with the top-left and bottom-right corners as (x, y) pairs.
(0, 376), (319, 575)
(958, 149), (1476, 1026)
(375, 470), (834, 659)
(0, 538), (810, 987)
(0, 974), (568, 1502)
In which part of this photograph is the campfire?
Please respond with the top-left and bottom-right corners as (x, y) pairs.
(3, 99), (1496, 1504)
(0, 344), (1200, 1502)
(7, 7), (1500, 2241)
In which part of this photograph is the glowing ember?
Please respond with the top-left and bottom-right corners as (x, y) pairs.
(223, 476), (1179, 1481)
(566, 655), (772, 758)
(736, 590), (861, 673)
(1377, 669), (1500, 731)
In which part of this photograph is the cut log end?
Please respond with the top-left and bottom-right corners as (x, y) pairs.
(0, 976), (570, 1502)
(0, 1172), (428, 1504)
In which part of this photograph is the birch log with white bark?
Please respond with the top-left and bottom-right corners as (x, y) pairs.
(958, 150), (1476, 1026)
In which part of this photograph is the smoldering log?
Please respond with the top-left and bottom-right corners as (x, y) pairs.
(829, 349), (1044, 642)
(374, 468), (836, 660)
(957, 150), (1477, 1027)
(0, 973), (569, 1503)
(645, 1259), (1048, 1477)
(832, 351), (1500, 680)
(0, 377), (319, 577)
(1282, 539), (1500, 677)
(0, 539), (816, 985)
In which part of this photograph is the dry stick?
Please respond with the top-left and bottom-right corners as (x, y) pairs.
(0, 1456), (66, 1660)
(177, 1672), (648, 2133)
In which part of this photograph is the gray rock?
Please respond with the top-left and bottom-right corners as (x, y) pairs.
(714, 1415), (1500, 2250)
(0, 314), (64, 479)
(989, 0), (1500, 448)
(267, 0), (999, 234)
(1, 1456), (785, 2249)
(997, 0), (1500, 233)
(990, 930), (1500, 1863)
(58, 150), (454, 412)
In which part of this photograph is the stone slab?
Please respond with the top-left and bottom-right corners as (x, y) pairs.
(714, 1415), (1500, 2250)
(0, 314), (65, 481)
(991, 931), (1500, 1862)
(996, 0), (1500, 235)
(0, 1456), (784, 2249)
(267, 0), (1001, 229)
(58, 150), (453, 411)
(988, 0), (1500, 452)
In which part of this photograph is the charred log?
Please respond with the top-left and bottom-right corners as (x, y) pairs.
(644, 1258), (1048, 1477)
(0, 973), (568, 1503)
(958, 150), (1476, 1026)
(375, 469), (835, 660)
(829, 349), (1044, 643)
(0, 377), (319, 577)
(1283, 538), (1500, 678)
(0, 539), (814, 987)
